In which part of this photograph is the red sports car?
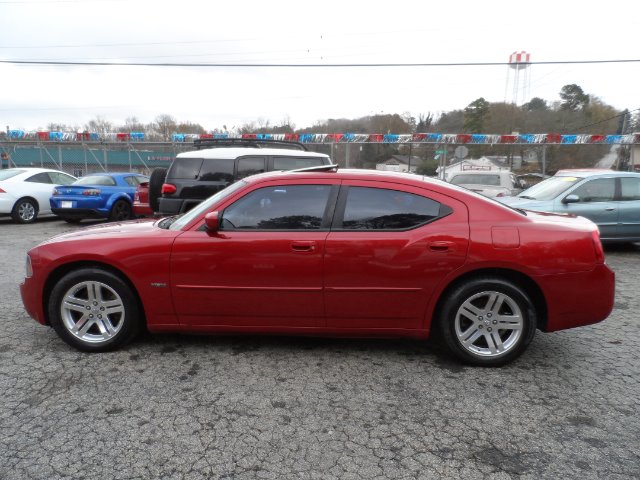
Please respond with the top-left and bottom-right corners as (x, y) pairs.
(132, 181), (152, 217)
(20, 167), (615, 366)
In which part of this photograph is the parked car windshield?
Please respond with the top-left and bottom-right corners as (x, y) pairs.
(74, 175), (117, 186)
(0, 169), (25, 180)
(516, 176), (582, 200)
(168, 180), (248, 231)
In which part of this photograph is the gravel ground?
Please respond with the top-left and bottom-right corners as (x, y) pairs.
(1, 217), (638, 479)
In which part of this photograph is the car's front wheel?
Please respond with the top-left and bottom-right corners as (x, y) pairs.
(12, 198), (38, 224)
(48, 268), (142, 352)
(437, 277), (537, 366)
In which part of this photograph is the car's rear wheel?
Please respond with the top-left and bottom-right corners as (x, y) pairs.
(148, 167), (167, 213)
(48, 268), (141, 352)
(437, 277), (537, 366)
(12, 198), (38, 224)
(109, 199), (132, 221)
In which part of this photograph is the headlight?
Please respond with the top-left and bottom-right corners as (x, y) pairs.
(25, 255), (33, 278)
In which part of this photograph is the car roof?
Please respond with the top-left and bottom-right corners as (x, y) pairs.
(5, 167), (67, 174)
(177, 147), (330, 159)
(243, 168), (459, 190)
(554, 169), (640, 178)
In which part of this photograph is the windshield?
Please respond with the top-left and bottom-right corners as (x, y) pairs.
(168, 180), (248, 230)
(517, 175), (582, 200)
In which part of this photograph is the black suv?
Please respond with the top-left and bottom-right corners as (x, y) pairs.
(153, 139), (332, 215)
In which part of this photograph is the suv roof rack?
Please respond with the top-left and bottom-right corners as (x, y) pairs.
(290, 164), (339, 173)
(192, 138), (308, 151)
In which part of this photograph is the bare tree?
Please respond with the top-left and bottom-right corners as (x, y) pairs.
(85, 116), (113, 137)
(153, 114), (177, 141)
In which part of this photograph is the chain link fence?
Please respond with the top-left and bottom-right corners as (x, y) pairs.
(0, 139), (637, 178)
(0, 141), (337, 177)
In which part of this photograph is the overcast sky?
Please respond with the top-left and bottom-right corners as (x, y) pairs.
(1, 0), (638, 132)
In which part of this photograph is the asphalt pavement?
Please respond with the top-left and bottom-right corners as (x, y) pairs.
(1, 217), (639, 479)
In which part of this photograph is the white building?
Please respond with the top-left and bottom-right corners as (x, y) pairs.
(376, 155), (421, 173)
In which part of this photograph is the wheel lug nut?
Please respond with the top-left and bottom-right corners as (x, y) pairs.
(487, 327), (492, 332)
(89, 314), (94, 318)
(478, 325), (483, 329)
(86, 306), (91, 310)
(492, 320), (497, 324)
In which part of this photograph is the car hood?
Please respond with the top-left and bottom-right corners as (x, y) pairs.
(39, 218), (161, 245)
(498, 196), (552, 210)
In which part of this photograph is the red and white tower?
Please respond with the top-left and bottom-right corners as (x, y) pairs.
(505, 51), (531, 105)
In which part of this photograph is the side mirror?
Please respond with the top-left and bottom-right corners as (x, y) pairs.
(204, 211), (220, 232)
(562, 194), (580, 204)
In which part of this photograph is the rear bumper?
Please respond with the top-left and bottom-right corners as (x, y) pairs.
(538, 264), (615, 332)
(133, 202), (153, 216)
(52, 208), (107, 219)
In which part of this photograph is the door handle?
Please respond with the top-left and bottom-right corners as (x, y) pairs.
(604, 207), (615, 211)
(429, 241), (453, 252)
(291, 241), (316, 252)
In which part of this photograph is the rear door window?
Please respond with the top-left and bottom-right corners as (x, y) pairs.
(237, 156), (266, 179)
(25, 172), (52, 184)
(272, 157), (327, 170)
(337, 186), (445, 230)
(199, 158), (234, 183)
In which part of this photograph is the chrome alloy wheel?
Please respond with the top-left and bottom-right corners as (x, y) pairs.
(454, 290), (524, 358)
(18, 202), (36, 222)
(60, 281), (125, 344)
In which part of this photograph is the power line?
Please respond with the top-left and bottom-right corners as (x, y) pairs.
(576, 107), (640, 132)
(1, 58), (640, 68)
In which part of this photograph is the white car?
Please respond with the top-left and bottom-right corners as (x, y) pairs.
(0, 168), (77, 223)
(448, 170), (522, 198)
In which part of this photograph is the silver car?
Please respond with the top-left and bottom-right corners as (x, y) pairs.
(499, 169), (640, 243)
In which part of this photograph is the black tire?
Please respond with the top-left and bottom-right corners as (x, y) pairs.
(109, 199), (132, 221)
(148, 167), (167, 213)
(11, 198), (38, 224)
(48, 268), (142, 352)
(437, 277), (537, 367)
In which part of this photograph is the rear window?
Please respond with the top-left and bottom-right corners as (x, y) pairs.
(451, 174), (501, 186)
(0, 169), (25, 181)
(75, 175), (117, 186)
(273, 157), (327, 170)
(169, 158), (204, 179)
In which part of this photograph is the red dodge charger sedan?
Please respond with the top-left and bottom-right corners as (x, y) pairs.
(20, 167), (615, 366)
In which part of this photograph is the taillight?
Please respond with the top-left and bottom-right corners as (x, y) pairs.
(82, 189), (100, 196)
(161, 183), (177, 195)
(591, 229), (605, 263)
(0, 187), (7, 193)
(496, 192), (506, 197)
(134, 192), (140, 202)
(52, 188), (61, 196)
